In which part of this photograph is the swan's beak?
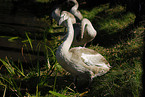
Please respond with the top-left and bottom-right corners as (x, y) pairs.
(59, 14), (66, 25)
(59, 18), (64, 25)
(59, 13), (68, 25)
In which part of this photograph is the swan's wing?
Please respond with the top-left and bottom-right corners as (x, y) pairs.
(70, 47), (110, 68)
(81, 53), (110, 68)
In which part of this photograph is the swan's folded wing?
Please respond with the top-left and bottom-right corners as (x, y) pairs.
(81, 53), (110, 68)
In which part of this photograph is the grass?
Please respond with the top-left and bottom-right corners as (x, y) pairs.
(0, 2), (144, 97)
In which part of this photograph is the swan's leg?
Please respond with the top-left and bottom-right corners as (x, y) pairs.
(88, 77), (93, 88)
(73, 76), (78, 89)
(83, 43), (87, 47)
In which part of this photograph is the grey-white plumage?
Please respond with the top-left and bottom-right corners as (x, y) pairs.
(72, 18), (97, 46)
(56, 12), (110, 82)
(59, 12), (97, 46)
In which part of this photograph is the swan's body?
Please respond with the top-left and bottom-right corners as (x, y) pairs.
(56, 12), (110, 82)
(68, 0), (83, 21)
(72, 18), (97, 46)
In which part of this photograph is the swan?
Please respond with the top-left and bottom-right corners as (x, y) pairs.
(59, 12), (97, 46)
(56, 11), (111, 83)
(72, 18), (97, 46)
(67, 0), (83, 21)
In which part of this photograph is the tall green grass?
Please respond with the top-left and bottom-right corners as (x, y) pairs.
(0, 28), (58, 96)
(0, 57), (25, 97)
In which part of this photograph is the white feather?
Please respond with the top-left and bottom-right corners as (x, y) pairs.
(81, 53), (109, 68)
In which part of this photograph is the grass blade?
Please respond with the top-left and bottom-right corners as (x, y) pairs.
(25, 32), (33, 51)
(8, 37), (19, 42)
(3, 85), (7, 97)
(13, 64), (25, 77)
(49, 91), (67, 97)
(0, 59), (15, 75)
(0, 76), (13, 86)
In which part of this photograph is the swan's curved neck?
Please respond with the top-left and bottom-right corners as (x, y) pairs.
(71, 1), (78, 11)
(58, 18), (74, 54)
(81, 19), (96, 37)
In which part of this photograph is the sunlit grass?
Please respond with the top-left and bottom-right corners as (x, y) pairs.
(81, 4), (109, 20)
(100, 10), (134, 34)
(99, 12), (135, 34)
(81, 4), (136, 34)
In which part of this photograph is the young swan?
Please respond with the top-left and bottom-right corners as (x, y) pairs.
(59, 11), (97, 47)
(56, 12), (111, 84)
(72, 18), (97, 47)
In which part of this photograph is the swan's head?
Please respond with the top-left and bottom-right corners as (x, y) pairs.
(59, 11), (69, 25)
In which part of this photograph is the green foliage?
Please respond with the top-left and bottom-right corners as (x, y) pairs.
(0, 59), (15, 75)
(0, 58), (25, 97)
(81, 4), (109, 20)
